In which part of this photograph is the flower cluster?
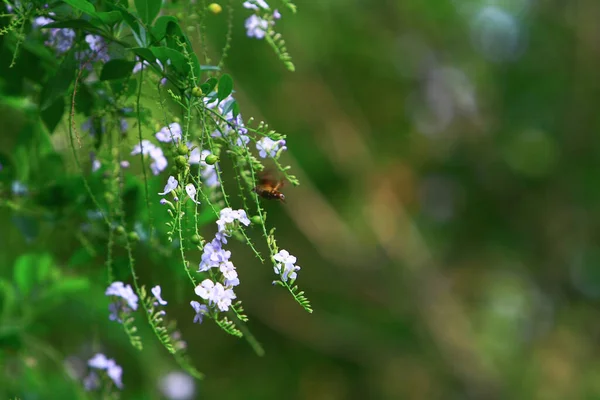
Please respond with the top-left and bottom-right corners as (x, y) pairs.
(77, 34), (111, 68)
(131, 139), (168, 175)
(243, 0), (281, 39)
(273, 249), (301, 282)
(84, 353), (123, 390)
(192, 208), (250, 317)
(155, 122), (182, 143)
(33, 14), (76, 54)
(205, 95), (250, 147)
(106, 281), (139, 322)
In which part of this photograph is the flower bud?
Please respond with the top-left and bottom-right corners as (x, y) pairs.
(175, 155), (188, 170)
(205, 154), (219, 165)
(251, 215), (262, 225)
(104, 192), (115, 205)
(191, 86), (203, 97)
(128, 231), (140, 242)
(177, 144), (190, 156)
(115, 225), (126, 235)
(190, 234), (201, 245)
(208, 3), (222, 14)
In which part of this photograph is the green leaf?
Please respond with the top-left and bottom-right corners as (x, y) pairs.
(131, 47), (155, 63)
(163, 21), (201, 81)
(13, 253), (53, 296)
(40, 97), (65, 134)
(115, 4), (147, 46)
(151, 15), (178, 42)
(135, 0), (161, 25)
(200, 77), (217, 94)
(95, 11), (123, 26)
(217, 74), (233, 102)
(0, 278), (17, 319)
(61, 0), (97, 17)
(40, 51), (76, 110)
(150, 46), (189, 77)
(200, 65), (220, 72)
(100, 59), (136, 81)
(44, 278), (90, 299)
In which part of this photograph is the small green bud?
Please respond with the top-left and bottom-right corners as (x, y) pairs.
(205, 154), (219, 165)
(104, 192), (115, 204)
(115, 225), (126, 235)
(251, 215), (262, 225)
(191, 86), (203, 97)
(175, 155), (188, 170)
(190, 234), (201, 245)
(128, 231), (140, 242)
(208, 3), (222, 14)
(177, 144), (190, 156)
(176, 12), (184, 20)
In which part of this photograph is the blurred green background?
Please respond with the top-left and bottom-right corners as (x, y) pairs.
(3, 0), (600, 399)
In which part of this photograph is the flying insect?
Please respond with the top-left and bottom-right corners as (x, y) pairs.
(252, 170), (286, 203)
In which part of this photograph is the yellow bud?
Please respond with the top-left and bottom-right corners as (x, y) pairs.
(208, 3), (222, 14)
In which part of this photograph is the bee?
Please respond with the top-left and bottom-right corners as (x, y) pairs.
(252, 170), (286, 203)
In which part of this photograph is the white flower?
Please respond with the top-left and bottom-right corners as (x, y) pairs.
(155, 122), (182, 143)
(159, 371), (196, 400)
(256, 137), (286, 158)
(131, 140), (156, 156)
(159, 176), (178, 195)
(194, 279), (215, 300)
(245, 15), (269, 39)
(185, 184), (201, 204)
(273, 249), (296, 265)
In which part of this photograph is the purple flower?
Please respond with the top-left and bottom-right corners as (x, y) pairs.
(106, 281), (139, 322)
(256, 137), (286, 158)
(245, 15), (269, 39)
(87, 353), (123, 389)
(159, 176), (178, 195)
(190, 301), (208, 324)
(155, 122), (182, 143)
(131, 140), (168, 175)
(151, 285), (168, 306)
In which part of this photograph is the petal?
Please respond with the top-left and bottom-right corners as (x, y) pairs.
(185, 184), (200, 204)
(159, 176), (178, 195)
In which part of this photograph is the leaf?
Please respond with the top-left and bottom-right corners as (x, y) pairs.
(95, 11), (123, 26)
(150, 46), (189, 77)
(151, 15), (178, 42)
(217, 74), (233, 102)
(0, 278), (17, 318)
(135, 0), (161, 25)
(131, 47), (155, 63)
(61, 0), (97, 17)
(163, 21), (201, 81)
(40, 97), (65, 134)
(115, 4), (147, 47)
(44, 278), (90, 300)
(100, 59), (136, 80)
(221, 98), (236, 116)
(13, 253), (53, 296)
(200, 77), (217, 94)
(40, 51), (76, 110)
(200, 65), (220, 72)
